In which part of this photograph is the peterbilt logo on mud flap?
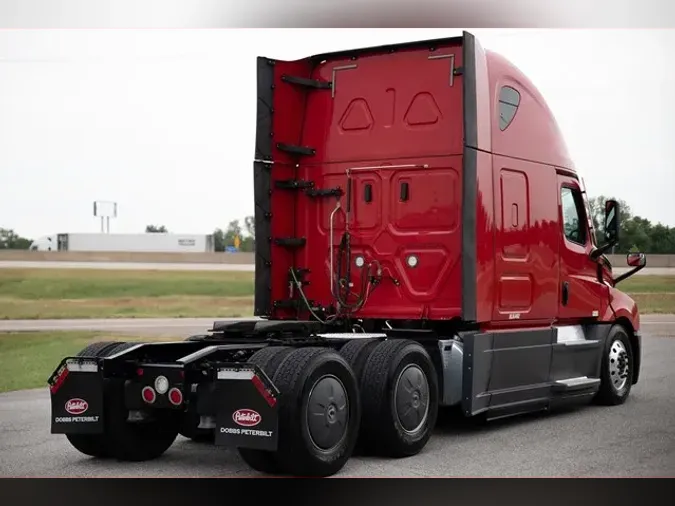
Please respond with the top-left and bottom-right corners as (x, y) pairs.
(65, 398), (88, 415)
(232, 409), (261, 427)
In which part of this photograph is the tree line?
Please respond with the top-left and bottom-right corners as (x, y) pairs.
(3, 198), (675, 254)
(586, 196), (675, 254)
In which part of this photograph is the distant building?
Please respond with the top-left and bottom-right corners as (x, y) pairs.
(29, 233), (215, 253)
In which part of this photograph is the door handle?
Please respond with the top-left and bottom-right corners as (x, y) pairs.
(561, 281), (569, 306)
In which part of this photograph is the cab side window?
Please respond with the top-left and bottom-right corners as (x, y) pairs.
(561, 187), (587, 245)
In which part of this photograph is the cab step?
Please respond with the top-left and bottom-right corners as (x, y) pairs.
(552, 376), (601, 392)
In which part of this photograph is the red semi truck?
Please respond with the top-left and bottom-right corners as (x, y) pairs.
(48, 31), (647, 477)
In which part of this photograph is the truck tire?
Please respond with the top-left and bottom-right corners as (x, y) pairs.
(237, 346), (294, 473)
(68, 339), (177, 462)
(359, 339), (439, 458)
(338, 338), (380, 455)
(64, 341), (128, 458)
(339, 339), (380, 382)
(107, 341), (143, 356)
(76, 341), (123, 359)
(103, 378), (181, 462)
(270, 347), (361, 477)
(594, 325), (634, 406)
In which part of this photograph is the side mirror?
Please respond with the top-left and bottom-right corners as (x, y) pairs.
(627, 252), (646, 268)
(614, 250), (647, 284)
(603, 199), (620, 246)
(590, 199), (621, 261)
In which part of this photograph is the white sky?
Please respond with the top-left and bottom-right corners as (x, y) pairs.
(0, 28), (673, 239)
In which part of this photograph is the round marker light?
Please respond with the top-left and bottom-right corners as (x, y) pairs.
(154, 375), (169, 395)
(355, 256), (365, 268)
(168, 388), (183, 406)
(406, 255), (419, 268)
(141, 386), (156, 404)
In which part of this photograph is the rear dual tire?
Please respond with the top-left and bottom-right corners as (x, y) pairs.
(238, 346), (361, 477)
(65, 341), (129, 459)
(64, 341), (180, 462)
(344, 339), (439, 458)
(237, 346), (294, 473)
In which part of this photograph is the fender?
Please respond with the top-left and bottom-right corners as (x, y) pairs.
(608, 286), (641, 385)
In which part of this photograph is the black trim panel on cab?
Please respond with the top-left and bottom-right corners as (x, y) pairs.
(461, 31), (478, 322)
(253, 56), (275, 317)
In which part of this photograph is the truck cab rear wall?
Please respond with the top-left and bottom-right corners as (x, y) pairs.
(255, 32), (488, 321)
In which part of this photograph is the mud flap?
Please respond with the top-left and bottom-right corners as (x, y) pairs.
(48, 358), (104, 434)
(213, 364), (279, 452)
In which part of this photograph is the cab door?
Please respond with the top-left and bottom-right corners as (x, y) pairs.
(557, 175), (608, 321)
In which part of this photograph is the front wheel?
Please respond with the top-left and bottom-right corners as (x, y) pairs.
(594, 325), (634, 406)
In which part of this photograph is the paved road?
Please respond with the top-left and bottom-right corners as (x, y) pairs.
(0, 260), (672, 276)
(0, 261), (255, 271)
(0, 321), (674, 477)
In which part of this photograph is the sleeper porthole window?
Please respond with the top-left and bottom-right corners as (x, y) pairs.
(499, 86), (521, 131)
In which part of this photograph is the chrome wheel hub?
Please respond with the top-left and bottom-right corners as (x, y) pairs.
(609, 340), (629, 391)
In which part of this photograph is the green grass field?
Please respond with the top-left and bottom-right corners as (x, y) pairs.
(0, 331), (183, 392)
(620, 275), (675, 314)
(0, 268), (673, 319)
(0, 268), (254, 319)
(0, 271), (672, 393)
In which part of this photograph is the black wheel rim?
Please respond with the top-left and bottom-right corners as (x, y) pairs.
(394, 364), (430, 434)
(306, 374), (349, 451)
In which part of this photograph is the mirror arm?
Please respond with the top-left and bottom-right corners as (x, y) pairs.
(613, 262), (647, 285)
(590, 242), (613, 261)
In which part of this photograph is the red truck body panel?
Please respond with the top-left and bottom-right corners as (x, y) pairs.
(253, 31), (639, 334)
(298, 40), (465, 321)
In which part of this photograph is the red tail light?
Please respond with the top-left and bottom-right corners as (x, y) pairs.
(168, 388), (183, 406)
(141, 386), (156, 404)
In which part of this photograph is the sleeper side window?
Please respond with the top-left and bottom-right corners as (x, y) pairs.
(561, 186), (588, 245)
(499, 86), (520, 131)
